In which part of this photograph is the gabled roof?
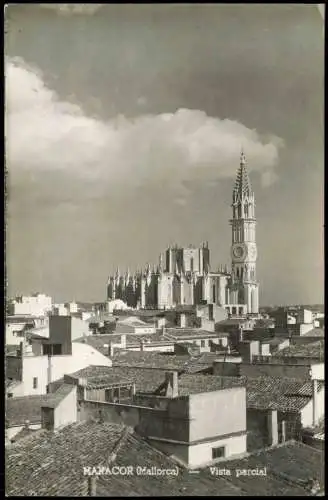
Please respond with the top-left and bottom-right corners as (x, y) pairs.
(66, 365), (133, 389)
(6, 422), (324, 496)
(41, 384), (76, 409)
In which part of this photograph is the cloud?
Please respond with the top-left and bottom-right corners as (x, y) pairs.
(38, 4), (103, 15)
(5, 57), (284, 192)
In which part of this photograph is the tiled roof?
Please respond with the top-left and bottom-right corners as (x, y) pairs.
(112, 351), (225, 374)
(67, 364), (166, 393)
(245, 376), (323, 411)
(216, 318), (248, 326)
(6, 422), (127, 496)
(114, 367), (168, 393)
(178, 374), (246, 396)
(41, 384), (76, 409)
(285, 380), (324, 397)
(112, 351), (190, 370)
(176, 375), (322, 412)
(6, 396), (48, 426)
(274, 340), (324, 360)
(73, 334), (122, 355)
(7, 421), (323, 496)
(67, 365), (134, 389)
(164, 328), (222, 339)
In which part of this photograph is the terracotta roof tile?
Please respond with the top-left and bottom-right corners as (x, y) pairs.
(6, 423), (324, 496)
(274, 340), (324, 360)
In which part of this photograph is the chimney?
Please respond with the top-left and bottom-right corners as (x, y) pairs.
(140, 340), (145, 352)
(281, 420), (286, 443)
(87, 476), (97, 496)
(108, 342), (114, 357)
(165, 371), (179, 398)
(267, 410), (278, 446)
(47, 354), (52, 386)
(312, 379), (318, 427)
(18, 341), (24, 358)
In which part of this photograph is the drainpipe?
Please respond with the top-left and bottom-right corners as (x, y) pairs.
(47, 354), (52, 387)
(312, 379), (318, 427)
(87, 476), (97, 496)
(267, 409), (278, 446)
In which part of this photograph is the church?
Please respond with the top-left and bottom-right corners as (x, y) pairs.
(107, 152), (259, 315)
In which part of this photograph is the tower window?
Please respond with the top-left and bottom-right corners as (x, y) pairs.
(244, 204), (248, 218)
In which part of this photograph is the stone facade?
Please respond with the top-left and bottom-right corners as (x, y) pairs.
(107, 152), (259, 314)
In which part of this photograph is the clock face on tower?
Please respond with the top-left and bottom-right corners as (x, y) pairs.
(232, 244), (246, 260)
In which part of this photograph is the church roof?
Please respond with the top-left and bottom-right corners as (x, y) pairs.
(233, 151), (252, 197)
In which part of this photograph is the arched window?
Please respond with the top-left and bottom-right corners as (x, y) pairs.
(244, 204), (248, 218)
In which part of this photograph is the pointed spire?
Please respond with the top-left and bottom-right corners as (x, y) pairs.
(159, 253), (163, 272)
(234, 149), (252, 197)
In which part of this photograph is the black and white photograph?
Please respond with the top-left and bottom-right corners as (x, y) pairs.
(5, 3), (324, 496)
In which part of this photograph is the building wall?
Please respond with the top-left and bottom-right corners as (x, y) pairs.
(300, 388), (325, 427)
(188, 433), (247, 467)
(49, 316), (72, 354)
(116, 324), (156, 335)
(6, 356), (23, 381)
(22, 356), (49, 395)
(310, 363), (324, 380)
(49, 343), (112, 383)
(71, 317), (90, 341)
(54, 387), (77, 429)
(79, 400), (163, 430)
(9, 343), (112, 397)
(127, 344), (175, 353)
(147, 440), (189, 464)
(11, 294), (52, 317)
(297, 309), (313, 325)
(247, 409), (269, 451)
(188, 388), (246, 443)
(6, 325), (26, 345)
(200, 319), (215, 332)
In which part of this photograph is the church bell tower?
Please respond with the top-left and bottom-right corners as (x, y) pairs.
(230, 151), (259, 314)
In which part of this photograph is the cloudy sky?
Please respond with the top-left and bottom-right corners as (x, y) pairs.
(5, 4), (324, 305)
